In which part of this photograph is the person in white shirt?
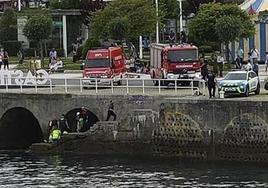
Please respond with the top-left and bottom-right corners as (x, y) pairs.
(250, 46), (259, 65)
(217, 53), (224, 77)
(49, 57), (63, 73)
(245, 61), (252, 71)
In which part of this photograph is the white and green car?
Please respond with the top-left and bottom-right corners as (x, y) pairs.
(218, 70), (260, 97)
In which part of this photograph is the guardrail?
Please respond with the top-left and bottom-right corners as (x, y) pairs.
(0, 77), (207, 96)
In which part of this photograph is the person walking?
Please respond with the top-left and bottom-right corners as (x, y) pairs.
(206, 70), (216, 99)
(106, 100), (116, 121)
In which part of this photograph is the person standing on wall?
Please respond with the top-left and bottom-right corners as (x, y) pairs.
(206, 70), (217, 99)
(106, 100), (117, 121)
(3, 50), (9, 70)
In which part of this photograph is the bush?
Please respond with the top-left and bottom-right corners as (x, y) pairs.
(3, 41), (22, 56)
(82, 37), (101, 58)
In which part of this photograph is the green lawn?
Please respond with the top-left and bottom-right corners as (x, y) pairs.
(13, 57), (82, 70)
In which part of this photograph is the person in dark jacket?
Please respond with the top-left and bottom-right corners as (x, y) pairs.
(206, 71), (216, 98)
(106, 100), (116, 121)
(59, 114), (70, 133)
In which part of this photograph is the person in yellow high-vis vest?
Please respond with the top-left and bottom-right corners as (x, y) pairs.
(49, 126), (61, 143)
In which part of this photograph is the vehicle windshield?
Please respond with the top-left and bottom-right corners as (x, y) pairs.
(224, 73), (247, 80)
(167, 50), (198, 62)
(85, 59), (110, 68)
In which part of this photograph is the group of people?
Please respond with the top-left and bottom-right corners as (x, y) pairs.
(0, 48), (9, 70)
(48, 114), (69, 143)
(236, 46), (259, 75)
(48, 102), (117, 144)
(28, 56), (41, 75)
(49, 48), (63, 73)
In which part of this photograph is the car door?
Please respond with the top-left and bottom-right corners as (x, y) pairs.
(248, 72), (257, 91)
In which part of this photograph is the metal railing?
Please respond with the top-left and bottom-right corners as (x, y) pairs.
(0, 77), (207, 96)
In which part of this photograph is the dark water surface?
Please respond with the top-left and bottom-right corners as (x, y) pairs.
(1, 151), (268, 188)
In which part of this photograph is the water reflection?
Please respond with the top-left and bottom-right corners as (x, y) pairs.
(0, 151), (268, 187)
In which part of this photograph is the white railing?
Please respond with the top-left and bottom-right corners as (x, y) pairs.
(0, 77), (207, 96)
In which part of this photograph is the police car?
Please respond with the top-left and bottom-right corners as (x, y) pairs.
(218, 70), (260, 97)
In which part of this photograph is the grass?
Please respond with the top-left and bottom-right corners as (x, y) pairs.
(12, 57), (82, 71)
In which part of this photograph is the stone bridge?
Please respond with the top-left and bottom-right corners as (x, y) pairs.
(1, 92), (268, 162)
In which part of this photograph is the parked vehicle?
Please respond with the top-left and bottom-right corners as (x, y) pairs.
(83, 46), (126, 86)
(150, 43), (202, 86)
(218, 70), (260, 97)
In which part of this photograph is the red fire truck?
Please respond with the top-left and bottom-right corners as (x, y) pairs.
(83, 46), (126, 85)
(150, 43), (202, 85)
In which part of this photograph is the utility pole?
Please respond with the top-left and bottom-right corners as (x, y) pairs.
(155, 0), (159, 43)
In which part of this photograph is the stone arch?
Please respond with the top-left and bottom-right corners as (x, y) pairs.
(0, 107), (43, 149)
(65, 108), (99, 132)
(152, 111), (205, 159)
(218, 113), (268, 161)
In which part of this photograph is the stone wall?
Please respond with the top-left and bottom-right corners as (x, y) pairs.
(1, 93), (268, 161)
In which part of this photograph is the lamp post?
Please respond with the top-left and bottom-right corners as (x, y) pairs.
(18, 0), (21, 11)
(178, 0), (183, 33)
(155, 0), (159, 43)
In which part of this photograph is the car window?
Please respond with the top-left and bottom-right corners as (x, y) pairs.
(225, 73), (247, 80)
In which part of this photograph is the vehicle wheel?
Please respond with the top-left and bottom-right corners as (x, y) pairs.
(255, 84), (260, 95)
(83, 86), (88, 89)
(265, 82), (268, 90)
(244, 86), (249, 97)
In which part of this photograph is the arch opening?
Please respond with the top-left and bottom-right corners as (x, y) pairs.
(65, 108), (99, 132)
(0, 107), (43, 149)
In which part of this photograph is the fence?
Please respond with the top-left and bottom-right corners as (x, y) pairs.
(0, 77), (207, 96)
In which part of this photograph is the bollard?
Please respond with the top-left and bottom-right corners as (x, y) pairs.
(219, 91), (225, 99)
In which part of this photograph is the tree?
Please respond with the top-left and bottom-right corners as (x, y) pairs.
(188, 3), (255, 45)
(184, 0), (244, 16)
(23, 15), (53, 66)
(82, 37), (101, 58)
(107, 17), (129, 42)
(0, 8), (17, 43)
(90, 0), (158, 43)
